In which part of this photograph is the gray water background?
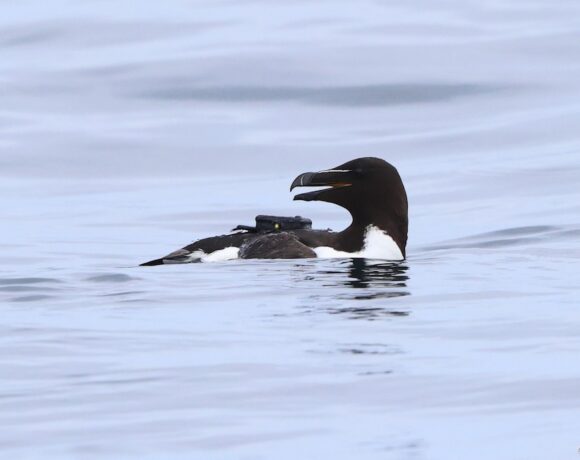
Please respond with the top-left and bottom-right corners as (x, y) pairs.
(1, 1), (580, 458)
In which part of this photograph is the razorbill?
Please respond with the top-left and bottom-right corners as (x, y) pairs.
(140, 157), (408, 265)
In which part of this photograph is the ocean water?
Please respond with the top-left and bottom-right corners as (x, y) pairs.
(1, 1), (580, 459)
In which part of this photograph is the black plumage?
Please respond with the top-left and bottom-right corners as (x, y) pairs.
(140, 157), (408, 266)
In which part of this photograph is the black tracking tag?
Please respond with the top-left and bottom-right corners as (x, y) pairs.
(233, 215), (312, 233)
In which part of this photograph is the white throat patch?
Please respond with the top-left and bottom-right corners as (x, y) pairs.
(313, 225), (403, 260)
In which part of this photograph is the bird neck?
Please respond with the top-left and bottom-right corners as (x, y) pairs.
(338, 210), (407, 258)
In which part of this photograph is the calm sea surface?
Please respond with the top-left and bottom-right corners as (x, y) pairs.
(1, 1), (580, 459)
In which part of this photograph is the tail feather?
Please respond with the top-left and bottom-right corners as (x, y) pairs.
(140, 258), (165, 267)
(140, 248), (197, 266)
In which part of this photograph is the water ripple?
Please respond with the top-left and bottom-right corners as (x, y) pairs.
(85, 274), (139, 283)
(138, 83), (498, 107)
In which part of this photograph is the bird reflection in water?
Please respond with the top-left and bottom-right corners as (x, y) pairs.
(345, 258), (409, 290)
(300, 258), (411, 320)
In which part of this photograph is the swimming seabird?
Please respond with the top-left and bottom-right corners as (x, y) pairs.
(140, 157), (408, 266)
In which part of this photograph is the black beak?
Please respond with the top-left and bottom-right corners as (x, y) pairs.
(290, 169), (353, 201)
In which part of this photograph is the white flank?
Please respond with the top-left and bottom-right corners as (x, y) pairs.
(313, 225), (403, 261)
(199, 246), (240, 262)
